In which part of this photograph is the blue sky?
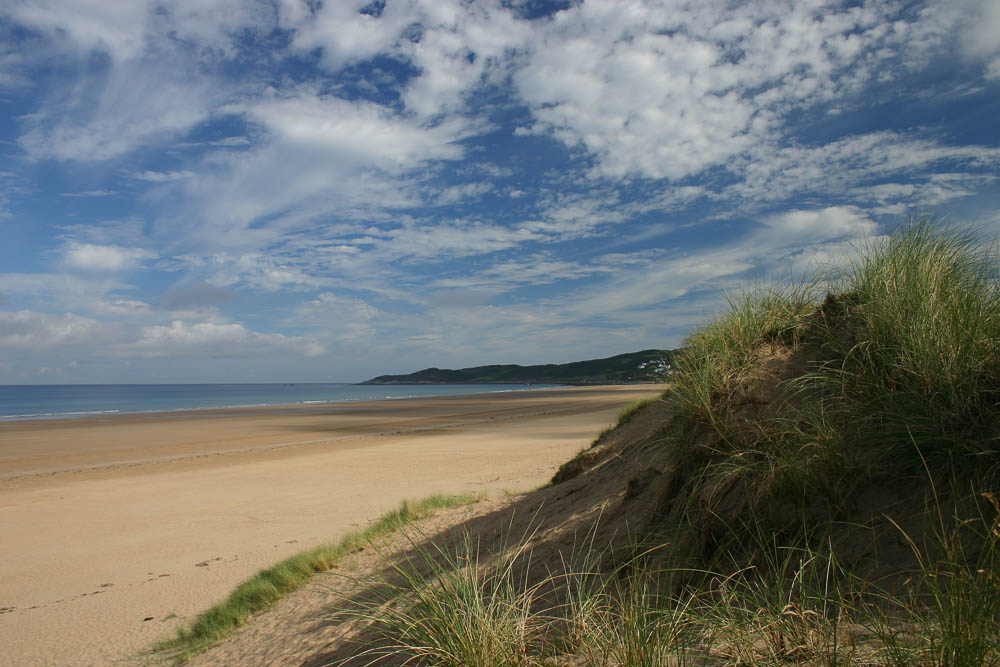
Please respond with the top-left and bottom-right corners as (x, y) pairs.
(1, 0), (999, 383)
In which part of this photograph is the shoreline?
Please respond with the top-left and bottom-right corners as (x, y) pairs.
(0, 384), (663, 666)
(0, 386), (614, 483)
(0, 382), (566, 423)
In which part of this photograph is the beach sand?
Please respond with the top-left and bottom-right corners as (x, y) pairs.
(0, 384), (662, 666)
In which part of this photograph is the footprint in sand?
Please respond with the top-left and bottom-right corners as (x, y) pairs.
(195, 557), (223, 567)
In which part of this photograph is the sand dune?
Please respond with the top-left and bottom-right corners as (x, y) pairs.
(0, 385), (661, 666)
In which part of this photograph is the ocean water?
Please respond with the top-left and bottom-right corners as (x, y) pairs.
(0, 383), (561, 421)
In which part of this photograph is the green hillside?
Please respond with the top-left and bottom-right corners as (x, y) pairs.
(359, 349), (673, 385)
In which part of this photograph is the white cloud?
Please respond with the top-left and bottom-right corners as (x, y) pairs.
(63, 243), (152, 272)
(398, 2), (528, 119)
(286, 0), (417, 71)
(0, 41), (30, 89)
(173, 136), (251, 149)
(97, 298), (151, 315)
(761, 206), (877, 247)
(0, 272), (127, 304)
(366, 206), (875, 364)
(524, 192), (626, 239)
(132, 170), (196, 182)
(8, 1), (149, 61)
(429, 254), (613, 296)
(754, 207), (881, 276)
(516, 25), (756, 180)
(19, 62), (221, 162)
(732, 132), (1000, 208)
(288, 0), (527, 120)
(0, 310), (112, 348)
(986, 58), (1000, 80)
(289, 292), (377, 344)
(179, 252), (322, 291)
(151, 91), (476, 252)
(57, 218), (150, 249)
(243, 93), (467, 167)
(126, 320), (319, 358)
(510, 0), (966, 181)
(8, 0), (273, 62)
(58, 190), (119, 198)
(382, 221), (540, 260)
(8, 1), (272, 162)
(955, 0), (1000, 64)
(480, 255), (604, 286)
(435, 182), (495, 205)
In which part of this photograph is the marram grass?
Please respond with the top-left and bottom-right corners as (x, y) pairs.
(592, 394), (663, 445)
(342, 218), (1000, 665)
(150, 493), (480, 663)
(346, 526), (550, 667)
(351, 495), (1000, 666)
(673, 217), (1000, 472)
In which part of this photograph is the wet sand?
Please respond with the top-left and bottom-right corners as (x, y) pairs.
(0, 384), (662, 666)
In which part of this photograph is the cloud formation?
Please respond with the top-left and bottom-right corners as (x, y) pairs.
(63, 243), (152, 273)
(0, 0), (996, 381)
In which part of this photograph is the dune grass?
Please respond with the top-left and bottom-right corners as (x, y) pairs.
(349, 492), (1000, 665)
(669, 281), (816, 442)
(150, 493), (480, 663)
(347, 526), (551, 666)
(592, 394), (664, 444)
(815, 221), (1000, 465)
(673, 218), (1000, 468)
(660, 218), (1000, 540)
(340, 218), (1000, 665)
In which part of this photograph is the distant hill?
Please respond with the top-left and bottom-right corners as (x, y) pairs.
(359, 349), (674, 385)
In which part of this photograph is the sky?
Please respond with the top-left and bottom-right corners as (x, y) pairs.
(0, 0), (999, 383)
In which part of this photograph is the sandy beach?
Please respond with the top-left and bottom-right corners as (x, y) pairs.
(0, 384), (661, 666)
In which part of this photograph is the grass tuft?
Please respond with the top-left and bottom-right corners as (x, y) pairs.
(811, 219), (1000, 465)
(343, 522), (550, 666)
(670, 282), (816, 442)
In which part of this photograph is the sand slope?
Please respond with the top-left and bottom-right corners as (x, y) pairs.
(181, 398), (676, 666)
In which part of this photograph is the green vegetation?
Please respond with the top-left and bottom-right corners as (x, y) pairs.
(593, 395), (662, 444)
(614, 395), (660, 429)
(655, 220), (1000, 552)
(343, 218), (1000, 665)
(351, 509), (1000, 665)
(360, 349), (673, 385)
(150, 493), (479, 663)
(348, 529), (550, 666)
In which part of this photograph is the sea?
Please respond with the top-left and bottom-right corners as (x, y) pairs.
(0, 383), (562, 422)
